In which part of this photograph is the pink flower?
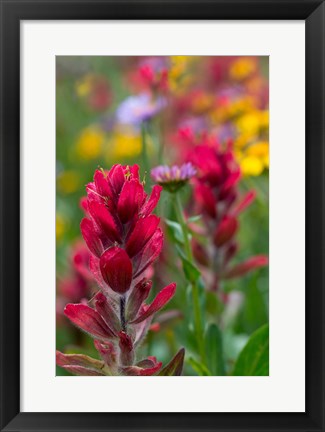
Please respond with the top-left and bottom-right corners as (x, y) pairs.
(151, 162), (197, 192)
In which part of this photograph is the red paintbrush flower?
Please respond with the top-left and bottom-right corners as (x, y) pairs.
(58, 164), (184, 376)
(80, 165), (164, 287)
(189, 143), (268, 288)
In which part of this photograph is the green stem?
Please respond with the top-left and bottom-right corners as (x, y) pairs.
(173, 193), (206, 365)
(157, 120), (164, 164)
(174, 193), (192, 259)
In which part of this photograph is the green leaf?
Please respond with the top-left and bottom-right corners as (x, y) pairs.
(158, 348), (185, 376)
(165, 219), (185, 244)
(233, 273), (268, 334)
(188, 356), (211, 376)
(206, 291), (224, 316)
(233, 324), (269, 376)
(223, 331), (249, 364)
(205, 323), (225, 376)
(176, 246), (201, 283)
(183, 257), (200, 283)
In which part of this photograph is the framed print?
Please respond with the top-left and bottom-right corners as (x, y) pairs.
(0, 1), (324, 431)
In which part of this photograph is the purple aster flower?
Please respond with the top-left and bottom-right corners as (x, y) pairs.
(151, 162), (197, 192)
(116, 93), (166, 127)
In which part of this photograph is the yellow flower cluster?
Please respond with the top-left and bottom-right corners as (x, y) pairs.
(169, 56), (195, 94)
(234, 110), (269, 176)
(237, 141), (269, 177)
(210, 86), (268, 177)
(229, 58), (258, 81)
(75, 126), (104, 160)
(106, 129), (143, 161)
(210, 96), (256, 124)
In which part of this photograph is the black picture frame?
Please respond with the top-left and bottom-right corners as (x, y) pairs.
(0, 1), (324, 431)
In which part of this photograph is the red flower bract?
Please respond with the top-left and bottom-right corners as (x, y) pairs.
(100, 247), (133, 294)
(58, 164), (183, 377)
(189, 143), (268, 288)
(81, 166), (163, 292)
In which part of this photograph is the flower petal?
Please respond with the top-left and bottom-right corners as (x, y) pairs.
(132, 228), (164, 278)
(94, 169), (112, 198)
(130, 283), (176, 324)
(117, 179), (146, 223)
(56, 351), (106, 376)
(214, 216), (238, 247)
(140, 185), (162, 217)
(107, 164), (125, 196)
(223, 255), (268, 279)
(121, 360), (162, 376)
(80, 218), (103, 258)
(136, 356), (157, 368)
(94, 340), (117, 368)
(89, 255), (106, 289)
(132, 307), (154, 346)
(129, 164), (140, 181)
(94, 292), (120, 334)
(233, 190), (256, 216)
(64, 303), (115, 341)
(126, 215), (160, 257)
(100, 247), (133, 294)
(219, 170), (241, 199)
(190, 145), (222, 185)
(223, 242), (238, 265)
(126, 279), (152, 321)
(88, 201), (121, 243)
(195, 183), (217, 219)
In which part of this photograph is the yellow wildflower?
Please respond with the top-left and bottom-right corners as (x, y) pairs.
(236, 110), (269, 138)
(169, 56), (194, 94)
(191, 93), (214, 115)
(234, 134), (251, 149)
(240, 156), (264, 177)
(258, 110), (269, 130)
(56, 214), (66, 242)
(75, 127), (104, 160)
(230, 58), (257, 81)
(247, 141), (269, 168)
(210, 96), (255, 124)
(236, 111), (260, 137)
(107, 130), (142, 160)
(228, 96), (256, 117)
(57, 170), (80, 194)
(75, 74), (94, 97)
(170, 56), (190, 80)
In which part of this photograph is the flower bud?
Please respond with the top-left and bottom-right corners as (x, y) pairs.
(214, 216), (238, 247)
(100, 247), (133, 294)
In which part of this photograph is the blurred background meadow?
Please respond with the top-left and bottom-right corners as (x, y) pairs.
(56, 56), (269, 376)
